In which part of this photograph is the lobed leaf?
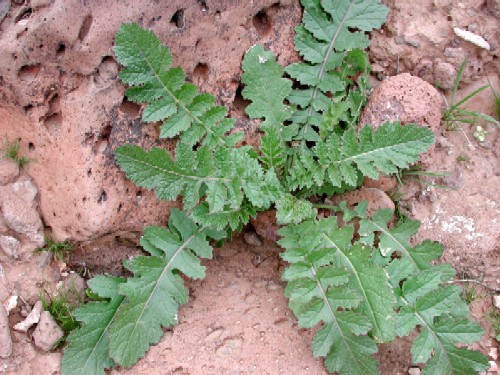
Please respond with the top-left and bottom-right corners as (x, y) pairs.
(107, 209), (218, 367)
(114, 23), (241, 147)
(288, 122), (435, 191)
(61, 276), (125, 375)
(287, 0), (389, 141)
(279, 217), (394, 373)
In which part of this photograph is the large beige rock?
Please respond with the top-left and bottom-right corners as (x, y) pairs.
(359, 73), (442, 137)
(0, 0), (302, 241)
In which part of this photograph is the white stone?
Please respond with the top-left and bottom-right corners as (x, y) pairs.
(408, 367), (421, 375)
(453, 28), (491, 50)
(0, 236), (20, 259)
(4, 295), (18, 314)
(13, 300), (43, 332)
(493, 295), (500, 309)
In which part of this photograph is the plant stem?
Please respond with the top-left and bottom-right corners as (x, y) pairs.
(311, 203), (337, 210)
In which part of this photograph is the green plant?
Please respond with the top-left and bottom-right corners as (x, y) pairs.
(489, 308), (500, 341)
(36, 238), (74, 263)
(41, 283), (83, 345)
(1, 138), (30, 167)
(60, 1), (489, 374)
(456, 153), (470, 162)
(443, 59), (499, 131)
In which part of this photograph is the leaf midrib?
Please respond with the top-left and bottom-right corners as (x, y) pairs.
(115, 226), (207, 364)
(302, 0), (355, 132)
(136, 40), (228, 147)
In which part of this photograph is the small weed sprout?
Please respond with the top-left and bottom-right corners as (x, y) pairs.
(1, 138), (30, 167)
(461, 279), (479, 305)
(442, 60), (499, 147)
(36, 238), (74, 263)
(41, 282), (83, 345)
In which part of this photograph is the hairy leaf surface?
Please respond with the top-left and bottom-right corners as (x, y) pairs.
(107, 210), (220, 367)
(279, 218), (380, 375)
(114, 23), (241, 147)
(288, 122), (434, 191)
(287, 0), (389, 141)
(61, 276), (125, 375)
(397, 274), (489, 374)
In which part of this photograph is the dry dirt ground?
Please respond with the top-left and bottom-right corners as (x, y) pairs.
(0, 0), (499, 374)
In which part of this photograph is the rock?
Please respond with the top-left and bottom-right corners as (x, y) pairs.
(363, 175), (397, 193)
(0, 159), (19, 185)
(57, 273), (86, 305)
(13, 300), (43, 333)
(331, 187), (395, 217)
(0, 0), (9, 24)
(31, 0), (53, 8)
(4, 295), (18, 314)
(0, 235), (20, 259)
(0, 188), (44, 246)
(0, 0), (302, 242)
(244, 231), (263, 247)
(32, 311), (64, 352)
(489, 347), (498, 360)
(487, 0), (500, 18)
(408, 368), (421, 375)
(433, 60), (457, 91)
(0, 304), (12, 358)
(9, 176), (38, 203)
(488, 360), (499, 373)
(250, 210), (280, 243)
(493, 295), (500, 309)
(359, 73), (442, 138)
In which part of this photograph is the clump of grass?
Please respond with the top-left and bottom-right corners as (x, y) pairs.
(36, 237), (74, 263)
(461, 281), (478, 305)
(456, 153), (470, 162)
(442, 60), (499, 134)
(1, 138), (30, 167)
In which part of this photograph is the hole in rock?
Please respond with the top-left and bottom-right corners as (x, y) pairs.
(87, 168), (92, 177)
(97, 190), (107, 204)
(43, 113), (63, 131)
(252, 9), (272, 37)
(197, 0), (209, 13)
(170, 9), (185, 28)
(119, 98), (140, 118)
(192, 62), (209, 85)
(78, 14), (93, 42)
(19, 64), (41, 82)
(28, 142), (35, 152)
(136, 190), (143, 199)
(56, 43), (66, 56)
(48, 94), (61, 114)
(232, 83), (250, 115)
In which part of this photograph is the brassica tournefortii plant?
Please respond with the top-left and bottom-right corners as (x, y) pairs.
(61, 1), (490, 374)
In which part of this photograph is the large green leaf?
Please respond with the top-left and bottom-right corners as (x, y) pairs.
(287, 0), (389, 141)
(279, 217), (387, 374)
(114, 23), (241, 147)
(288, 122), (434, 191)
(107, 209), (220, 367)
(61, 276), (125, 375)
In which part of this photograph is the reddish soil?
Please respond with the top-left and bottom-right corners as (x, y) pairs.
(0, 0), (499, 374)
